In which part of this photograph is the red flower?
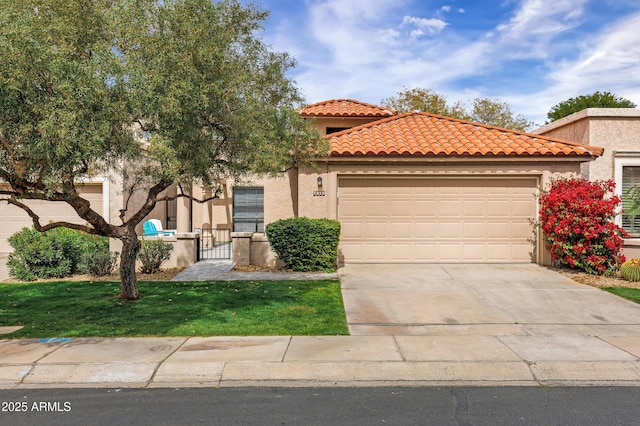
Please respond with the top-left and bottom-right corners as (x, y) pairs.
(539, 178), (626, 275)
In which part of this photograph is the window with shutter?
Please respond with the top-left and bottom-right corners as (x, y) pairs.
(232, 187), (264, 232)
(621, 166), (640, 236)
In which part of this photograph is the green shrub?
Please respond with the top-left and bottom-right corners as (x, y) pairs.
(138, 239), (173, 274)
(76, 233), (118, 276)
(83, 251), (119, 276)
(7, 227), (112, 281)
(266, 217), (341, 272)
(620, 258), (640, 282)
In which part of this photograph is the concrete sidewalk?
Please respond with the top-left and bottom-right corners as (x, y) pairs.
(1, 334), (639, 389)
(1, 263), (639, 388)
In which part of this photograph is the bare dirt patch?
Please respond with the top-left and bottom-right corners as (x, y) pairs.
(232, 264), (286, 273)
(2, 268), (184, 283)
(553, 267), (640, 289)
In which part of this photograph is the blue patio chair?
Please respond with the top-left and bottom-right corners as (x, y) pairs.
(143, 220), (175, 236)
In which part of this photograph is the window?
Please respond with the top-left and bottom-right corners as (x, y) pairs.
(326, 127), (350, 135)
(621, 166), (640, 236)
(233, 187), (264, 232)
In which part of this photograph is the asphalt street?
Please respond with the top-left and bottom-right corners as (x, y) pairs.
(2, 387), (640, 425)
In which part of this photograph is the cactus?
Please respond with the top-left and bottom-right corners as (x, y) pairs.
(619, 258), (640, 282)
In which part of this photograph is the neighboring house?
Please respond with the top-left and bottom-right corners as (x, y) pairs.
(533, 108), (640, 255)
(0, 99), (604, 279)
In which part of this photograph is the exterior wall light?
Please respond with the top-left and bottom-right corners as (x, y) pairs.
(314, 176), (325, 196)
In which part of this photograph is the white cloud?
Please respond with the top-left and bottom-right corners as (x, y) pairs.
(401, 15), (448, 36)
(536, 12), (640, 109)
(497, 0), (588, 36)
(493, 0), (588, 58)
(441, 5), (452, 12)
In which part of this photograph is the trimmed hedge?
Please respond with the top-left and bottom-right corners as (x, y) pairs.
(7, 227), (117, 281)
(266, 217), (341, 272)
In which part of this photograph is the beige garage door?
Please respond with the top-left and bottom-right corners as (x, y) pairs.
(338, 177), (537, 263)
(0, 184), (104, 256)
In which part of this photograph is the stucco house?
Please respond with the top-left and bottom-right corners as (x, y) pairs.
(533, 108), (640, 255)
(160, 99), (604, 266)
(0, 99), (605, 279)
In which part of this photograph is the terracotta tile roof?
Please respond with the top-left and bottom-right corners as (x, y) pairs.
(300, 99), (397, 118)
(329, 112), (604, 158)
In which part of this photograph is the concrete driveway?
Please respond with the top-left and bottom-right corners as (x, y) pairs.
(339, 263), (640, 338)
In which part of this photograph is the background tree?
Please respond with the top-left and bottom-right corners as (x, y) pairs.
(381, 87), (467, 118)
(381, 87), (534, 131)
(0, 0), (323, 300)
(468, 98), (534, 131)
(547, 91), (637, 123)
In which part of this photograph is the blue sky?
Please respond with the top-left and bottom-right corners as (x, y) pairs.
(246, 0), (640, 126)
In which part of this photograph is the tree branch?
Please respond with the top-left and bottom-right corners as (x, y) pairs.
(125, 178), (172, 227)
(7, 196), (98, 234)
(155, 190), (221, 204)
(0, 135), (14, 161)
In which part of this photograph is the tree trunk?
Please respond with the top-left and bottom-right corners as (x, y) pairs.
(119, 229), (141, 300)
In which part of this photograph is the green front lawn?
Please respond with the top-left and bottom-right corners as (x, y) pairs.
(0, 280), (348, 338)
(603, 287), (640, 304)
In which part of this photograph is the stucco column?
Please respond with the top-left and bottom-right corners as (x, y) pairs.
(177, 195), (190, 232)
(231, 232), (252, 266)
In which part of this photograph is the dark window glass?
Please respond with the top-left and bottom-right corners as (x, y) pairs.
(326, 127), (350, 134)
(233, 187), (264, 232)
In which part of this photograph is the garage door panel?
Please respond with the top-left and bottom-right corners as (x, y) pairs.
(341, 222), (364, 238)
(487, 200), (509, 215)
(414, 222), (436, 237)
(387, 200), (412, 216)
(389, 243), (417, 261)
(463, 200), (486, 215)
(463, 243), (487, 261)
(415, 200), (436, 216)
(512, 244), (533, 260)
(363, 244), (390, 261)
(512, 222), (534, 237)
(487, 223), (511, 238)
(364, 221), (389, 239)
(337, 199), (363, 217)
(512, 200), (534, 216)
(486, 244), (510, 261)
(463, 222), (487, 238)
(364, 200), (387, 217)
(338, 177), (537, 263)
(439, 244), (463, 261)
(388, 222), (412, 238)
(439, 200), (462, 216)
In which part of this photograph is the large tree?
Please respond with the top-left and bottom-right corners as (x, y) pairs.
(0, 0), (323, 299)
(381, 87), (534, 131)
(547, 91), (637, 123)
(468, 98), (534, 131)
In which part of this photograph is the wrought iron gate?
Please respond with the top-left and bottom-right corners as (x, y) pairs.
(198, 228), (232, 260)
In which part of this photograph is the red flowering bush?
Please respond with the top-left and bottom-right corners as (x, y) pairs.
(539, 178), (628, 275)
